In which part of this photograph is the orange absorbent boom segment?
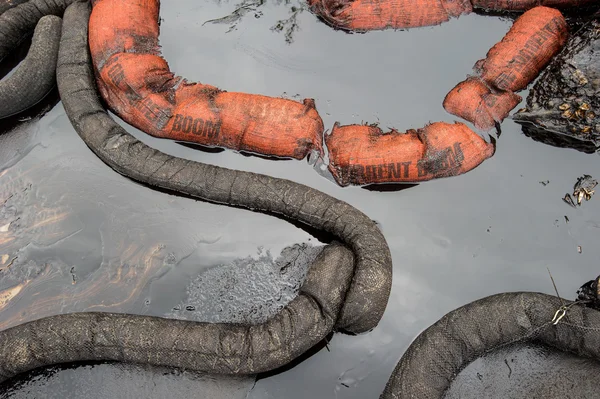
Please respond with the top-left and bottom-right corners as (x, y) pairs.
(308, 0), (591, 31)
(307, 0), (473, 31)
(443, 78), (522, 131)
(474, 6), (568, 93)
(88, 0), (518, 186)
(443, 6), (568, 130)
(89, 0), (324, 160)
(326, 122), (495, 186)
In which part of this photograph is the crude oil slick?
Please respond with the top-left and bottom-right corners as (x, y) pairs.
(1, 0), (600, 397)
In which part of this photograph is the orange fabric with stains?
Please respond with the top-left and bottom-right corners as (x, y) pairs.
(307, 0), (473, 31)
(443, 6), (567, 130)
(443, 77), (522, 130)
(326, 122), (495, 186)
(475, 6), (568, 92)
(89, 0), (324, 160)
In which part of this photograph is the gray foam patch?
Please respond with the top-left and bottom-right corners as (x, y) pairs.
(168, 243), (323, 324)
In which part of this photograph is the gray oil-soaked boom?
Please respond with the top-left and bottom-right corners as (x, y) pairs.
(0, 0), (392, 383)
(381, 288), (600, 398)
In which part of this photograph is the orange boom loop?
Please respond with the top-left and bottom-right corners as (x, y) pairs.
(326, 122), (495, 186)
(89, 0), (324, 160)
(443, 77), (522, 131)
(307, 0), (473, 31)
(308, 0), (592, 31)
(87, 0), (585, 187)
(443, 6), (568, 130)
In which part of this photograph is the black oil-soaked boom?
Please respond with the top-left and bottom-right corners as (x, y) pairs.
(0, 0), (29, 15)
(0, 0), (78, 62)
(380, 290), (600, 398)
(0, 0), (79, 119)
(0, 15), (62, 119)
(0, 0), (392, 383)
(513, 17), (599, 153)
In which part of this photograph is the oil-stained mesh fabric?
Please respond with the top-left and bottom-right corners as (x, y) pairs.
(381, 292), (600, 398)
(0, 0), (393, 383)
(0, 0), (79, 62)
(0, 243), (355, 382)
(0, 0), (30, 17)
(0, 15), (62, 118)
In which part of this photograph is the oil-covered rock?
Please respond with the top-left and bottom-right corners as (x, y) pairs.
(513, 17), (599, 153)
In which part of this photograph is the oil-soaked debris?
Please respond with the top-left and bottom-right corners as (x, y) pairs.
(563, 193), (577, 207)
(204, 0), (306, 43)
(513, 19), (600, 154)
(539, 180), (549, 186)
(270, 4), (305, 44)
(563, 174), (597, 208)
(504, 358), (512, 379)
(203, 0), (264, 32)
(573, 175), (597, 204)
(577, 274), (600, 310)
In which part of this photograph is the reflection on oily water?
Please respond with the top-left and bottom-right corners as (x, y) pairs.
(0, 161), (174, 330)
(0, 147), (311, 332)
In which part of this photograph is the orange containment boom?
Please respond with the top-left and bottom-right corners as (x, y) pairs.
(326, 122), (495, 186)
(88, 0), (324, 160)
(89, 0), (499, 186)
(308, 0), (591, 31)
(307, 0), (473, 31)
(443, 6), (568, 130)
